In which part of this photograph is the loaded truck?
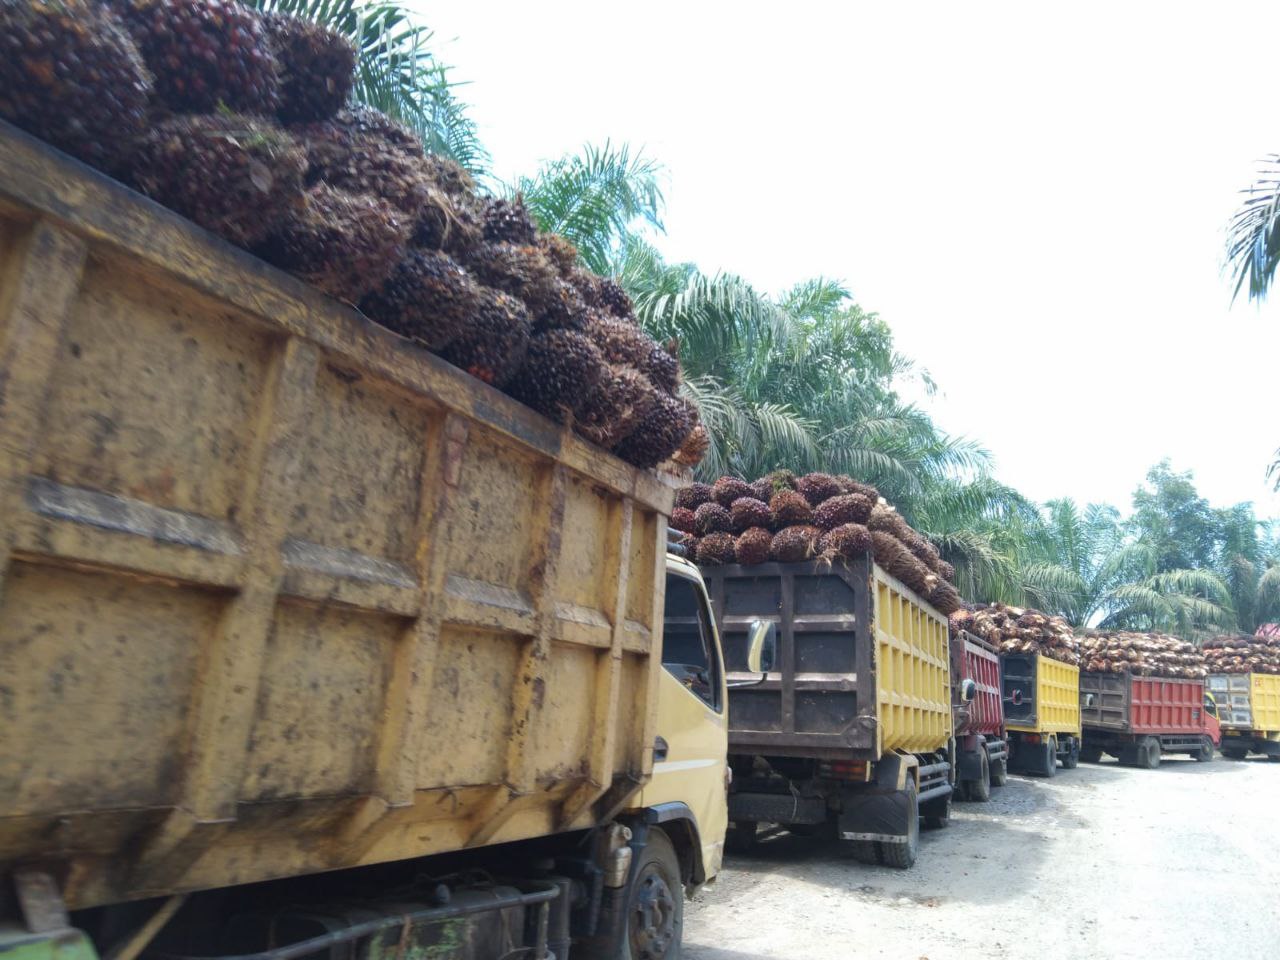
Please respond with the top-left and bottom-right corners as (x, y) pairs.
(700, 554), (954, 870)
(1079, 673), (1218, 767)
(0, 121), (760, 960)
(948, 629), (1008, 801)
(1001, 653), (1081, 776)
(1208, 673), (1280, 759)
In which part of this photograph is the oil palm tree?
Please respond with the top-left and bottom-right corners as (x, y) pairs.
(246, 0), (488, 172)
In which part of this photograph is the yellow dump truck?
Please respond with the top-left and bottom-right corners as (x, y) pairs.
(1208, 673), (1280, 759)
(700, 555), (953, 869)
(0, 121), (751, 960)
(1001, 653), (1082, 776)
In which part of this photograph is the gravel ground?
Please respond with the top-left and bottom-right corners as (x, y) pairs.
(684, 755), (1280, 960)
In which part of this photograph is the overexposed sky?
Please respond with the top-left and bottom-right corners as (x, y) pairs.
(420, 1), (1280, 520)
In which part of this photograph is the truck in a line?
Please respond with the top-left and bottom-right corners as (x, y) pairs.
(1079, 673), (1219, 767)
(949, 629), (1008, 800)
(0, 120), (763, 960)
(700, 554), (954, 869)
(1001, 653), (1082, 776)
(1208, 672), (1280, 760)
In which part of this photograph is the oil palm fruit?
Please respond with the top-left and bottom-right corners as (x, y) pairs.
(358, 247), (480, 349)
(264, 12), (354, 123)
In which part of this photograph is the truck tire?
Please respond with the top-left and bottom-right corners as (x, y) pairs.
(1221, 747), (1248, 761)
(1140, 737), (1161, 770)
(624, 828), (684, 960)
(1195, 739), (1214, 762)
(968, 750), (992, 802)
(990, 755), (1009, 787)
(922, 790), (951, 830)
(1040, 738), (1057, 778)
(845, 840), (880, 865)
(1061, 738), (1079, 769)
(1079, 743), (1103, 764)
(879, 780), (920, 869)
(725, 820), (757, 853)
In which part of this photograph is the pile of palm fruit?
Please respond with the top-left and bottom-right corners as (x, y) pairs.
(951, 603), (1081, 665)
(1202, 634), (1280, 674)
(0, 0), (701, 469)
(674, 471), (963, 614)
(1078, 632), (1206, 679)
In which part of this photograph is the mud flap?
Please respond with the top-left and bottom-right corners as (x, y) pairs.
(836, 753), (915, 844)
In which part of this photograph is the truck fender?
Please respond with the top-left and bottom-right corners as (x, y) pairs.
(837, 753), (920, 842)
(642, 802), (705, 885)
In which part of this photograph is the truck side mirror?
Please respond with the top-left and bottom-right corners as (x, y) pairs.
(746, 619), (777, 674)
(1083, 693), (1096, 709)
(960, 678), (977, 703)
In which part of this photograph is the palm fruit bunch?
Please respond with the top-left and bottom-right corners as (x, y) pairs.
(672, 422), (710, 467)
(951, 604), (1081, 666)
(670, 507), (697, 535)
(1078, 632), (1206, 680)
(575, 364), (657, 450)
(538, 233), (579, 276)
(482, 195), (538, 245)
(256, 184), (408, 302)
(505, 330), (607, 422)
(438, 288), (530, 387)
(358, 248), (481, 349)
(676, 471), (960, 609)
(0, 0), (153, 173)
(132, 112), (306, 248)
(609, 393), (696, 470)
(114, 0), (280, 114)
(264, 13), (355, 123)
(1202, 634), (1280, 675)
(696, 532), (737, 566)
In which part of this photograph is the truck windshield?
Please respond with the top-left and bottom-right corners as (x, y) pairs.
(663, 573), (722, 711)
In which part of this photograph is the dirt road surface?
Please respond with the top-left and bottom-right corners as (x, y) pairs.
(684, 756), (1280, 960)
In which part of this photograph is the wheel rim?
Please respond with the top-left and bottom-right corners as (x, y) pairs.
(630, 863), (678, 959)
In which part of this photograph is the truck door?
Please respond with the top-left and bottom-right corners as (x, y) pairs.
(638, 567), (729, 880)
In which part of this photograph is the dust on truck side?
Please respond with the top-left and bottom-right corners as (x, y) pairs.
(1079, 673), (1218, 768)
(0, 121), (729, 960)
(948, 629), (1008, 801)
(1208, 673), (1280, 759)
(1001, 653), (1082, 777)
(701, 554), (954, 869)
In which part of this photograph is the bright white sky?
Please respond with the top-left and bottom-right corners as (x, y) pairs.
(420, 0), (1280, 520)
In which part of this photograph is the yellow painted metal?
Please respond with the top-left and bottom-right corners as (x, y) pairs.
(871, 564), (952, 754)
(0, 124), (679, 911)
(1007, 655), (1081, 736)
(1211, 673), (1280, 734)
(637, 557), (728, 882)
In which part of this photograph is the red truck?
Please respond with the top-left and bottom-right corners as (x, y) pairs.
(949, 629), (1009, 800)
(1079, 672), (1220, 768)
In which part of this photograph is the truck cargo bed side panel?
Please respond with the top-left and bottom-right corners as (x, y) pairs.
(1209, 672), (1280, 732)
(1081, 673), (1206, 734)
(0, 122), (674, 910)
(951, 631), (1003, 737)
(873, 565), (952, 752)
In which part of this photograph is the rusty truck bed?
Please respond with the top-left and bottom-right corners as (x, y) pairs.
(0, 121), (674, 910)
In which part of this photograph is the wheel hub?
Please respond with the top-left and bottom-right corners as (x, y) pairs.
(631, 866), (677, 959)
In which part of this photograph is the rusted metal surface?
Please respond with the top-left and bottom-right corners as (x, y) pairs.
(0, 122), (675, 910)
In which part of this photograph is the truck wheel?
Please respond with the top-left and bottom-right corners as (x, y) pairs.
(625, 828), (683, 960)
(1061, 739), (1079, 769)
(922, 790), (951, 830)
(969, 750), (992, 802)
(990, 755), (1009, 787)
(725, 820), (757, 853)
(879, 780), (919, 869)
(845, 840), (881, 865)
(1140, 737), (1162, 770)
(1221, 747), (1248, 761)
(1040, 738), (1057, 778)
(1195, 739), (1214, 762)
(1079, 743), (1103, 764)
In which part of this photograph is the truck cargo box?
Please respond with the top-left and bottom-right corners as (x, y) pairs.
(1081, 673), (1207, 735)
(0, 122), (675, 911)
(1002, 653), (1080, 736)
(951, 629), (1003, 737)
(1208, 673), (1280, 732)
(703, 554), (952, 761)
